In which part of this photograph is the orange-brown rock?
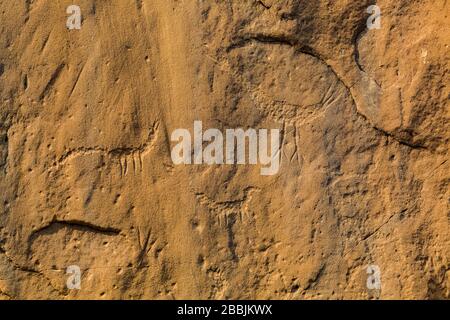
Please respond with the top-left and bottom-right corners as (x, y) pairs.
(0, 0), (448, 299)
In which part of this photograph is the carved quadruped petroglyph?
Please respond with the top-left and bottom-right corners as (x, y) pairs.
(196, 188), (260, 227)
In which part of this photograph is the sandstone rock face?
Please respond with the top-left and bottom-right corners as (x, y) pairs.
(0, 0), (448, 300)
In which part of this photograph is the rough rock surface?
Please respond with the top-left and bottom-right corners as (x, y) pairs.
(0, 0), (448, 299)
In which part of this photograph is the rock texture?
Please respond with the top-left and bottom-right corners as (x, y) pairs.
(0, 0), (448, 299)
